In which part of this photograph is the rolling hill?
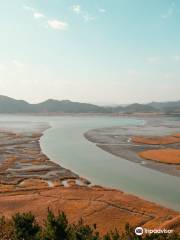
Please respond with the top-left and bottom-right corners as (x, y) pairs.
(123, 103), (159, 113)
(0, 96), (108, 113)
(0, 95), (179, 114)
(148, 101), (180, 113)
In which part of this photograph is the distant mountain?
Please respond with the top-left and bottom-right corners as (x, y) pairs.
(34, 99), (108, 113)
(0, 95), (179, 114)
(0, 96), (31, 113)
(105, 105), (124, 113)
(123, 103), (159, 113)
(0, 96), (108, 113)
(148, 101), (180, 113)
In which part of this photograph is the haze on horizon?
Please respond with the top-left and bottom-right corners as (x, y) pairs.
(0, 0), (180, 105)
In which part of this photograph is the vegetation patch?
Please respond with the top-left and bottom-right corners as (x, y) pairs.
(139, 148), (180, 164)
(0, 210), (179, 240)
(132, 136), (180, 145)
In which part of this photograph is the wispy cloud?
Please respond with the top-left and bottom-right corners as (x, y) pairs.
(0, 60), (26, 75)
(12, 60), (24, 67)
(33, 12), (45, 19)
(23, 5), (69, 31)
(164, 73), (175, 80)
(146, 57), (161, 64)
(12, 60), (25, 72)
(0, 63), (6, 72)
(173, 55), (180, 61)
(24, 5), (45, 19)
(23, 5), (34, 12)
(127, 69), (139, 77)
(83, 14), (96, 22)
(47, 20), (68, 30)
(99, 8), (106, 14)
(71, 4), (96, 22)
(161, 2), (175, 19)
(72, 5), (81, 14)
(146, 55), (180, 64)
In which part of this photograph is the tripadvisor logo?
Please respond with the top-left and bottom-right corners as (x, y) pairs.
(135, 226), (174, 236)
(135, 227), (143, 236)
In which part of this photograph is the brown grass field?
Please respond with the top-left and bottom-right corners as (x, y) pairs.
(139, 148), (180, 164)
(132, 135), (180, 145)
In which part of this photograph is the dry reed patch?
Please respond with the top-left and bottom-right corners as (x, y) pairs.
(173, 133), (180, 138)
(19, 179), (49, 189)
(0, 156), (17, 171)
(139, 148), (180, 164)
(0, 186), (179, 234)
(0, 184), (15, 193)
(132, 136), (180, 145)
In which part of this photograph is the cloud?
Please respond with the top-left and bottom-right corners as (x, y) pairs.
(12, 60), (24, 67)
(47, 20), (69, 30)
(24, 5), (45, 19)
(33, 12), (45, 19)
(173, 55), (180, 61)
(71, 4), (96, 22)
(146, 55), (180, 64)
(23, 4), (69, 31)
(83, 14), (95, 22)
(99, 8), (106, 13)
(72, 5), (81, 14)
(161, 2), (175, 19)
(164, 73), (175, 80)
(23, 5), (34, 12)
(127, 69), (139, 77)
(0, 60), (26, 76)
(146, 57), (161, 64)
(0, 63), (6, 71)
(12, 60), (25, 71)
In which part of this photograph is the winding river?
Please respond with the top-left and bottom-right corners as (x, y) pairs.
(0, 115), (179, 210)
(41, 116), (180, 211)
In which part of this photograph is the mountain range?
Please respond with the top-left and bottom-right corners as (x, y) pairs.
(0, 95), (179, 114)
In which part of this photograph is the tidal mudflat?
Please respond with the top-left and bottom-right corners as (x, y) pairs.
(0, 116), (179, 234)
(0, 123), (80, 189)
(85, 116), (180, 177)
(40, 115), (180, 210)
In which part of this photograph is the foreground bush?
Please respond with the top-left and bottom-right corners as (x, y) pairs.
(0, 210), (179, 240)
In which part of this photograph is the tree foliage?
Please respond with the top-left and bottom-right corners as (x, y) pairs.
(12, 212), (41, 240)
(0, 210), (179, 240)
(42, 209), (71, 240)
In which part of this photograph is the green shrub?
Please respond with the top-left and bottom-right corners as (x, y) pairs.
(42, 209), (72, 240)
(12, 212), (41, 240)
(0, 210), (179, 240)
(103, 229), (121, 240)
(72, 219), (100, 240)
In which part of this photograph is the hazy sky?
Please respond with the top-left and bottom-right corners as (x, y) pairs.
(0, 0), (180, 105)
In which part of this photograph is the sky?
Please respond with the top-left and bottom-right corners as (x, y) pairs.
(0, 0), (180, 105)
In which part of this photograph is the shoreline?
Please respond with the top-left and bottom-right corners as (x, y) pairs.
(0, 123), (90, 189)
(0, 121), (179, 234)
(84, 116), (180, 178)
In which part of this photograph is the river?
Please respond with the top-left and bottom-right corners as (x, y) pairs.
(0, 115), (179, 210)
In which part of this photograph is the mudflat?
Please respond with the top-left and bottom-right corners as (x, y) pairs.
(0, 120), (179, 234)
(0, 127), (79, 186)
(84, 116), (180, 177)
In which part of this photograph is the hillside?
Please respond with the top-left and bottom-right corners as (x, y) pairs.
(0, 96), (108, 113)
(148, 101), (180, 113)
(0, 96), (31, 113)
(0, 95), (179, 114)
(123, 103), (158, 113)
(35, 99), (108, 113)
